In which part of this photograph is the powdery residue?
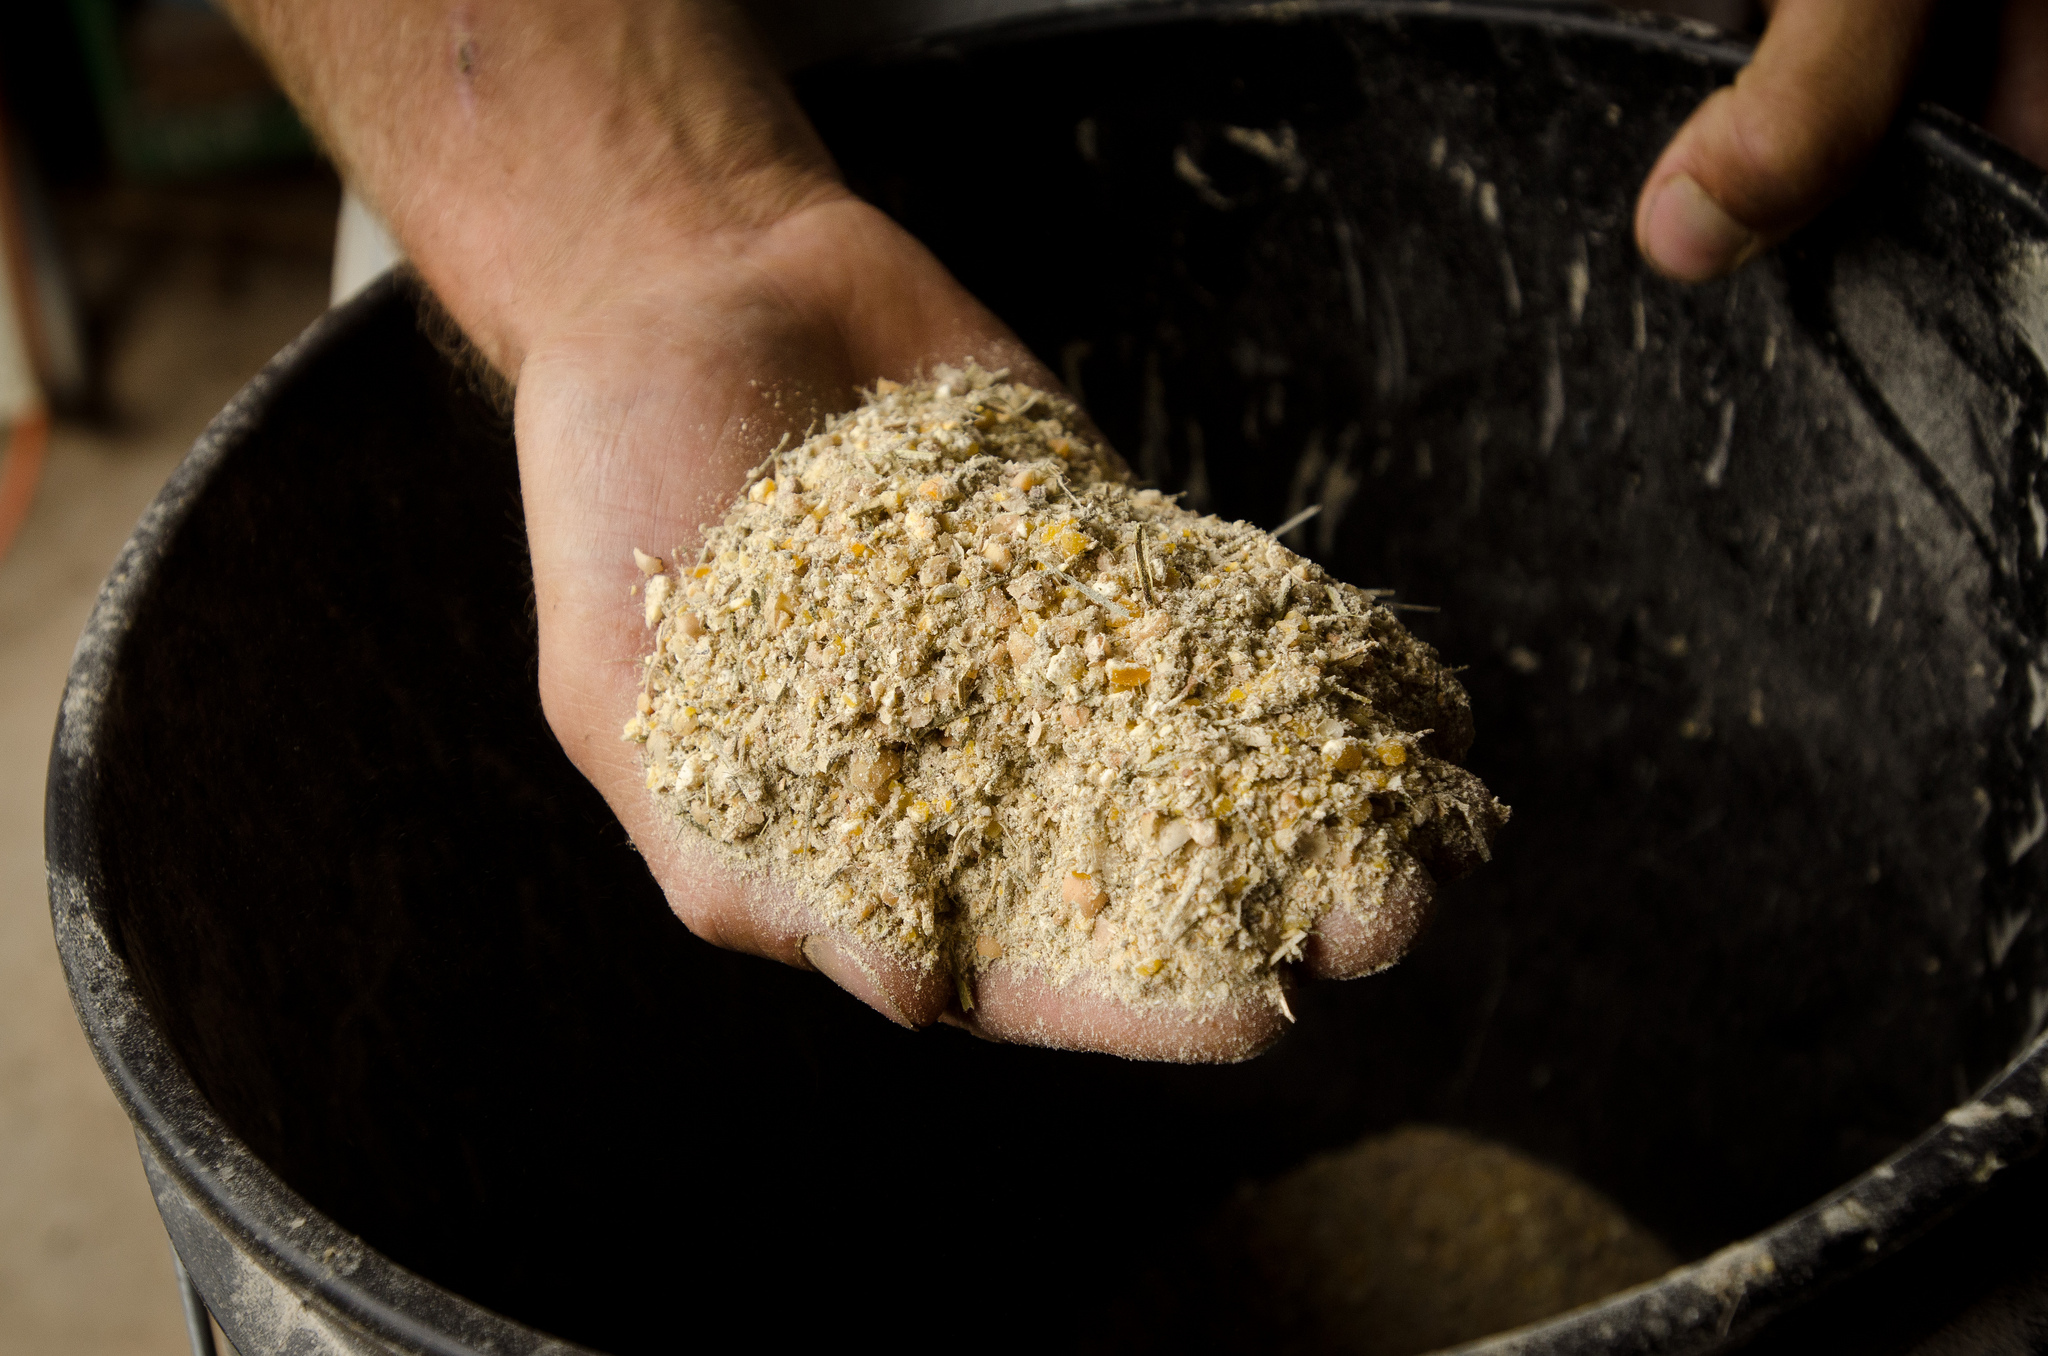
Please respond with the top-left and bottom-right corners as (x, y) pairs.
(1693, 1237), (1778, 1305)
(1943, 1095), (2035, 1130)
(1817, 1196), (1874, 1237)
(2008, 239), (2048, 374)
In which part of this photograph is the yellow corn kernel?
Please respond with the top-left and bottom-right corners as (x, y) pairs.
(1107, 662), (1151, 689)
(1378, 741), (1407, 767)
(1323, 738), (1367, 772)
(1061, 870), (1110, 917)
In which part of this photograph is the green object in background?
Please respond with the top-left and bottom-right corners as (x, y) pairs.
(65, 0), (311, 181)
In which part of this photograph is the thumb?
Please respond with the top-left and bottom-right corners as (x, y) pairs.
(1986, 0), (2048, 169)
(1635, 0), (1936, 283)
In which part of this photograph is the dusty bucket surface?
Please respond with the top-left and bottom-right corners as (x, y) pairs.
(47, 3), (2048, 1353)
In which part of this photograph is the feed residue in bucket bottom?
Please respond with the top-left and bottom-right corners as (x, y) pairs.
(1208, 1124), (1679, 1354)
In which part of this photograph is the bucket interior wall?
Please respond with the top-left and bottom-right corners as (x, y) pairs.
(84, 9), (2048, 1354)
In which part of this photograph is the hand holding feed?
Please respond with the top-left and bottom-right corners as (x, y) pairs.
(625, 363), (1506, 1056)
(220, 0), (1508, 1060)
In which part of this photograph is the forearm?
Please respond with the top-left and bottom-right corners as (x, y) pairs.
(218, 0), (844, 375)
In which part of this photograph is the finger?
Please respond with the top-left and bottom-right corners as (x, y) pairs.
(1987, 0), (2048, 169)
(1400, 764), (1511, 885)
(511, 260), (944, 1029)
(603, 743), (952, 1027)
(961, 964), (1289, 1063)
(521, 507), (953, 1030)
(1635, 0), (1936, 282)
(1302, 869), (1435, 982)
(517, 200), (1162, 1048)
(797, 931), (953, 1029)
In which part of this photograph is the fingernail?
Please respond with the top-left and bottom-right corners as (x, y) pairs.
(1641, 174), (1757, 283)
(800, 933), (912, 1028)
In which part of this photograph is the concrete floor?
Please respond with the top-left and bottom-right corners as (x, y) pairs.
(0, 217), (331, 1355)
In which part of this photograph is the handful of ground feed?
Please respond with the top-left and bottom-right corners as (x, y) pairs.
(623, 363), (1507, 1018)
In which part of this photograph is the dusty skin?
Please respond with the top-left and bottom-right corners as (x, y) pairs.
(623, 365), (1507, 1058)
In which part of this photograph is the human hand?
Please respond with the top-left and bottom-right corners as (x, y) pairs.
(512, 193), (1327, 1060)
(1636, 0), (2048, 282)
(221, 0), (1444, 1060)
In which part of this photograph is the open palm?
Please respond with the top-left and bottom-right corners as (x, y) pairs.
(510, 196), (1310, 1060)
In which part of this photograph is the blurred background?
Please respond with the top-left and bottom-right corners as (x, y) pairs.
(1, 3), (335, 1351)
(0, 2), (1757, 1353)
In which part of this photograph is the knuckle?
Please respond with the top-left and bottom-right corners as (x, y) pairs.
(1707, 88), (1840, 226)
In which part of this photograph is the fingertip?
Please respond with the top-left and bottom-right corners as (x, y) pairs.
(1636, 172), (1761, 284)
(968, 966), (1288, 1063)
(800, 931), (950, 1029)
(1633, 0), (1935, 285)
(1303, 870), (1435, 981)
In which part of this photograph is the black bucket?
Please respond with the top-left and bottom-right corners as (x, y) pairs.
(48, 3), (2048, 1353)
